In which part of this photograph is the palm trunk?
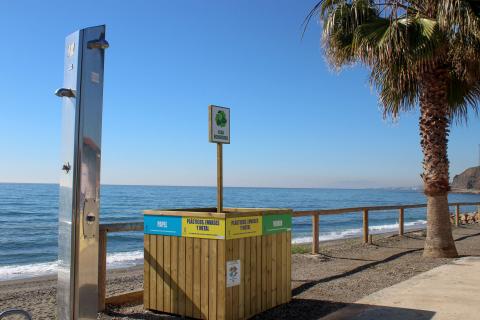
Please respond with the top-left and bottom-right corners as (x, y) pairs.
(419, 67), (458, 258)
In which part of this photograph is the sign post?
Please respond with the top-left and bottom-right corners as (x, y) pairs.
(209, 105), (230, 212)
(217, 143), (223, 212)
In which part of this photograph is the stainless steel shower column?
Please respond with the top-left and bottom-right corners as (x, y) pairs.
(56, 25), (108, 320)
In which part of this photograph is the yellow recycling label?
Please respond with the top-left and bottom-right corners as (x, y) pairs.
(226, 216), (262, 239)
(182, 217), (226, 239)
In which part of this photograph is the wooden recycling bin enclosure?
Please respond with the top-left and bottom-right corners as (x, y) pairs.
(143, 207), (292, 320)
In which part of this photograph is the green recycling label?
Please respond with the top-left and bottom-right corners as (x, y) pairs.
(209, 105), (230, 144)
(262, 214), (292, 235)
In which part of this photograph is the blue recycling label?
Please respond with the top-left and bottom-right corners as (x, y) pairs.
(144, 215), (182, 236)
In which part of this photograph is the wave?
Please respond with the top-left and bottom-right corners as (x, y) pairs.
(106, 250), (143, 268)
(0, 261), (59, 281)
(0, 250), (144, 281)
(291, 219), (427, 244)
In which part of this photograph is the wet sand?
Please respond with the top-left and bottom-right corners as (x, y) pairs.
(1, 224), (480, 320)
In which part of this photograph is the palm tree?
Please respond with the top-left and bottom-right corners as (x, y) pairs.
(306, 0), (480, 257)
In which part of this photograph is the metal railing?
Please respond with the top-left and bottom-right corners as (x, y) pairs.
(97, 201), (480, 311)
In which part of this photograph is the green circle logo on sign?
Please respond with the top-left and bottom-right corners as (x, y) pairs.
(215, 110), (227, 128)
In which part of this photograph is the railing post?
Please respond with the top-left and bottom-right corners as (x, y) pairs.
(399, 208), (404, 236)
(98, 229), (107, 312)
(363, 209), (369, 244)
(312, 214), (319, 254)
(455, 204), (460, 226)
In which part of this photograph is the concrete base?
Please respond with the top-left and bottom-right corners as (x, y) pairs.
(322, 257), (480, 320)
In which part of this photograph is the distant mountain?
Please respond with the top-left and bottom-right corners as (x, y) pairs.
(451, 166), (480, 193)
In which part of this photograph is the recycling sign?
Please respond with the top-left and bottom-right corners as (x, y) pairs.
(209, 105), (230, 144)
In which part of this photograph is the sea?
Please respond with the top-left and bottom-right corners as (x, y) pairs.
(1, 183), (479, 281)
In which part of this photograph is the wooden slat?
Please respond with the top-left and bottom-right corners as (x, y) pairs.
(226, 239), (233, 320)
(105, 290), (143, 305)
(256, 236), (262, 312)
(286, 232), (292, 302)
(144, 208), (290, 218)
(149, 235), (157, 310)
(276, 233), (282, 305)
(244, 237), (251, 318)
(281, 232), (287, 304)
(266, 235), (272, 309)
(232, 239), (239, 320)
(239, 238), (245, 319)
(292, 202), (480, 217)
(449, 202), (480, 206)
(261, 236), (267, 311)
(146, 207), (217, 213)
(312, 214), (319, 254)
(363, 209), (369, 244)
(193, 238), (202, 319)
(217, 239), (226, 320)
(144, 210), (225, 218)
(271, 234), (277, 308)
(144, 234), (150, 309)
(178, 237), (186, 316)
(399, 208), (405, 236)
(250, 236), (257, 316)
(293, 204), (428, 216)
(98, 230), (107, 312)
(456, 204), (460, 226)
(209, 240), (218, 320)
(156, 236), (164, 311)
(201, 239), (209, 319)
(100, 222), (143, 232)
(185, 237), (194, 318)
(171, 236), (179, 314)
(163, 236), (171, 313)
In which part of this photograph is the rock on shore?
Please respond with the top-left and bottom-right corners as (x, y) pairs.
(450, 212), (480, 225)
(451, 166), (480, 193)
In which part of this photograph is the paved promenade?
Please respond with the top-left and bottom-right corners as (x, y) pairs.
(322, 256), (480, 320)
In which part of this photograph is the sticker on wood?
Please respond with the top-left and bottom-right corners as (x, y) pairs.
(144, 215), (182, 236)
(262, 214), (291, 235)
(182, 217), (225, 239)
(226, 216), (262, 239)
(226, 260), (241, 288)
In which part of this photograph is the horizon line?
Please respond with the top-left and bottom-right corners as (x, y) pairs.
(0, 181), (422, 191)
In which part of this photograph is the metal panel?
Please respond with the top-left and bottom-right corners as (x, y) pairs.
(57, 25), (107, 320)
(58, 29), (82, 320)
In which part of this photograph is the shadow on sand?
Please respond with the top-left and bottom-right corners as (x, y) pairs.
(292, 248), (421, 297)
(106, 299), (435, 320)
(105, 299), (347, 319)
(315, 302), (435, 320)
(254, 300), (436, 320)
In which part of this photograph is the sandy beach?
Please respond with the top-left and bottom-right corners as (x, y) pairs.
(2, 224), (480, 320)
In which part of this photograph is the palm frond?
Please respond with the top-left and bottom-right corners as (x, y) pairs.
(371, 66), (419, 119)
(439, 0), (480, 33)
(448, 76), (480, 123)
(308, 0), (480, 122)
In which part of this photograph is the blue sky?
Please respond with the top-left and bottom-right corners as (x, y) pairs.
(0, 1), (478, 188)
